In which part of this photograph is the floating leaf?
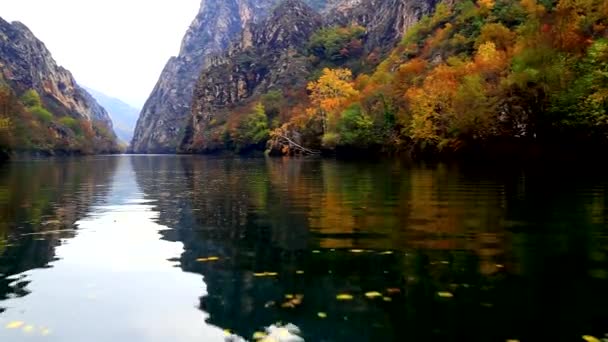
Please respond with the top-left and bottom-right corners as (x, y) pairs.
(312, 250), (321, 254)
(349, 249), (365, 253)
(285, 294), (294, 299)
(5, 321), (24, 329)
(281, 301), (296, 308)
(383, 297), (392, 302)
(365, 291), (383, 299)
(386, 288), (401, 294)
(253, 331), (268, 340)
(196, 256), (220, 262)
(336, 293), (354, 301)
(253, 272), (279, 277)
(296, 270), (304, 274)
(22, 325), (34, 333)
(582, 336), (600, 342)
(506, 340), (520, 342)
(317, 312), (327, 318)
(437, 291), (454, 298)
(380, 251), (393, 255)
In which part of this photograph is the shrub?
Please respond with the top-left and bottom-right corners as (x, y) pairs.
(21, 89), (42, 108)
(30, 106), (53, 123)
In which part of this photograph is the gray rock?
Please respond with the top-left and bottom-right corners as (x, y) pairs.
(130, 0), (281, 153)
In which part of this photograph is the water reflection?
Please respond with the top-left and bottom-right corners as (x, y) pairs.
(0, 157), (226, 341)
(1, 156), (608, 341)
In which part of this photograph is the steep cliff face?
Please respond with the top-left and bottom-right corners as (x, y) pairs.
(178, 0), (438, 153)
(181, 0), (323, 152)
(326, 0), (440, 51)
(0, 18), (118, 153)
(130, 0), (281, 153)
(0, 18), (115, 134)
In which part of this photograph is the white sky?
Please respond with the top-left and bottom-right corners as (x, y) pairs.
(0, 0), (202, 108)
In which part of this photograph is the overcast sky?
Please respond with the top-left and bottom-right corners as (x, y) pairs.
(0, 0), (201, 108)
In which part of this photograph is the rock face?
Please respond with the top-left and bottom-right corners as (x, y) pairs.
(179, 0), (438, 152)
(130, 0), (281, 153)
(181, 0), (323, 152)
(133, 0), (437, 154)
(326, 0), (440, 51)
(0, 18), (116, 138)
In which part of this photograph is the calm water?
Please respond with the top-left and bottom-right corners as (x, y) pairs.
(0, 155), (607, 341)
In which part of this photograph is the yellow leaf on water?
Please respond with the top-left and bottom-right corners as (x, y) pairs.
(22, 325), (34, 333)
(253, 272), (279, 277)
(317, 312), (327, 318)
(380, 251), (393, 255)
(506, 339), (520, 342)
(285, 294), (294, 299)
(383, 297), (392, 302)
(196, 256), (220, 262)
(582, 335), (601, 342)
(349, 249), (365, 253)
(312, 250), (321, 254)
(281, 301), (296, 308)
(386, 288), (401, 294)
(253, 331), (268, 340)
(296, 270), (304, 274)
(336, 293), (354, 301)
(438, 291), (454, 298)
(5, 321), (24, 329)
(365, 291), (383, 299)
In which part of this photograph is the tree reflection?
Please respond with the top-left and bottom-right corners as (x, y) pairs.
(129, 156), (608, 342)
(0, 157), (117, 303)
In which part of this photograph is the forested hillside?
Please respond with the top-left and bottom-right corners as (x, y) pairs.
(0, 18), (119, 160)
(180, 0), (608, 159)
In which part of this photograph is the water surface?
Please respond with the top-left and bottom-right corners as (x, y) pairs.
(0, 155), (607, 341)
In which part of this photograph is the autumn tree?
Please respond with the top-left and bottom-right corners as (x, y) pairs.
(307, 68), (360, 146)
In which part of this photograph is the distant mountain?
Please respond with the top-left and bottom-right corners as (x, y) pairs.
(85, 88), (139, 144)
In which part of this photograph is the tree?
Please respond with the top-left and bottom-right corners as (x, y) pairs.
(21, 89), (41, 108)
(234, 102), (270, 151)
(306, 68), (360, 140)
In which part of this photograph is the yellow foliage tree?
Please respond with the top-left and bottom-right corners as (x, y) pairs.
(307, 68), (360, 135)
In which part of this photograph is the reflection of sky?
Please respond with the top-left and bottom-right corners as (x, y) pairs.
(0, 157), (228, 341)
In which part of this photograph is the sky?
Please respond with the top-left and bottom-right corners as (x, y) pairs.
(0, 0), (202, 108)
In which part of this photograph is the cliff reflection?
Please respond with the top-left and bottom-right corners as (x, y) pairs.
(130, 156), (608, 342)
(0, 157), (117, 305)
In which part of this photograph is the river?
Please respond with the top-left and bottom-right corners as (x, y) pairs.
(0, 155), (607, 341)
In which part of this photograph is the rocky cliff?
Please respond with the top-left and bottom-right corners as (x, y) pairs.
(0, 17), (118, 153)
(181, 0), (323, 152)
(178, 0), (438, 153)
(130, 0), (281, 153)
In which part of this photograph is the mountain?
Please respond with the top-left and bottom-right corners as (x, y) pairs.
(0, 17), (118, 157)
(85, 88), (139, 144)
(130, 0), (283, 153)
(137, 0), (608, 159)
(179, 0), (438, 153)
(180, 0), (324, 152)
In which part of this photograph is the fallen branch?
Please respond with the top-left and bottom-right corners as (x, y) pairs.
(275, 134), (321, 155)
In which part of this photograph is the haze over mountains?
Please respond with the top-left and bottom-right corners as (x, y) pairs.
(85, 87), (139, 144)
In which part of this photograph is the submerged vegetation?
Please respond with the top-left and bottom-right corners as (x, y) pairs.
(209, 0), (608, 159)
